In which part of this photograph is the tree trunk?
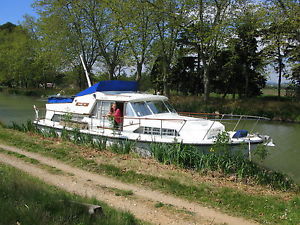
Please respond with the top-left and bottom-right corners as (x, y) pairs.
(243, 64), (248, 98)
(277, 45), (282, 98)
(162, 56), (170, 97)
(197, 48), (202, 96)
(43, 69), (46, 89)
(203, 68), (209, 102)
(136, 62), (142, 82)
(108, 64), (115, 80)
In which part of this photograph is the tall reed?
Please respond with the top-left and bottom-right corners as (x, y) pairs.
(150, 139), (295, 191)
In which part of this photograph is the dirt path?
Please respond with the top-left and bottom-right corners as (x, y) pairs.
(0, 143), (258, 225)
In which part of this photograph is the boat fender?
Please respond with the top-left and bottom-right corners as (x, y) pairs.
(232, 129), (248, 138)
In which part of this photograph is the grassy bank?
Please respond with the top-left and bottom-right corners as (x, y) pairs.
(0, 125), (300, 224)
(0, 163), (140, 225)
(170, 95), (300, 122)
(10, 121), (296, 191)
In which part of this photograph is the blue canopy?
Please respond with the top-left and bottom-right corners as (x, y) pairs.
(76, 80), (138, 97)
(48, 96), (74, 103)
(232, 129), (248, 138)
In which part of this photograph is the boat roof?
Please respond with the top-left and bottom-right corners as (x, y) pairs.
(74, 80), (167, 102)
(93, 91), (168, 102)
(76, 80), (138, 97)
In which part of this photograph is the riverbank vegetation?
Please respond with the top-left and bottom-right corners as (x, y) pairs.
(170, 94), (300, 122)
(0, 163), (140, 225)
(0, 0), (299, 99)
(9, 121), (297, 191)
(1, 122), (300, 224)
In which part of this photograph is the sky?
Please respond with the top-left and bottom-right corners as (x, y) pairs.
(0, 0), (37, 25)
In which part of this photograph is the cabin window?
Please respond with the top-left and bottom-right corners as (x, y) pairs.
(51, 114), (61, 122)
(134, 126), (178, 136)
(146, 101), (169, 114)
(163, 101), (177, 113)
(91, 101), (100, 118)
(124, 103), (135, 117)
(95, 101), (124, 128)
(100, 101), (113, 119)
(131, 102), (152, 117)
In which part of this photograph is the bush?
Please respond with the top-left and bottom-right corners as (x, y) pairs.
(150, 139), (295, 191)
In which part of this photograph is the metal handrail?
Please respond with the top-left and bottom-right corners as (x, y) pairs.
(233, 115), (243, 132)
(35, 107), (269, 138)
(178, 112), (270, 121)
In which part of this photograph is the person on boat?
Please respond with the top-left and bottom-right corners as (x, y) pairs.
(108, 102), (123, 129)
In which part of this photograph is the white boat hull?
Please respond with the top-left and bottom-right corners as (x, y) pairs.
(34, 120), (264, 158)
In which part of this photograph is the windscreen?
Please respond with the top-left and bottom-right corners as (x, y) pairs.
(146, 101), (169, 114)
(163, 101), (177, 113)
(131, 102), (152, 116)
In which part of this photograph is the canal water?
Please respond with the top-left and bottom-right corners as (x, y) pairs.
(0, 92), (300, 183)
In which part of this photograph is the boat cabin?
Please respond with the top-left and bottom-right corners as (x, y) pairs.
(45, 81), (182, 137)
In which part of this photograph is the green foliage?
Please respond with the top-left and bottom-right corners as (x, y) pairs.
(212, 131), (230, 154)
(62, 113), (73, 122)
(170, 95), (300, 122)
(154, 202), (164, 208)
(108, 140), (135, 155)
(0, 121), (6, 128)
(61, 128), (71, 141)
(40, 128), (59, 139)
(114, 189), (133, 197)
(253, 144), (269, 162)
(150, 140), (294, 191)
(9, 120), (37, 133)
(0, 0), (298, 97)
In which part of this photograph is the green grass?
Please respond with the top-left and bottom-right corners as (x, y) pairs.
(0, 163), (141, 225)
(113, 189), (134, 197)
(0, 148), (66, 175)
(154, 202), (165, 208)
(0, 127), (300, 224)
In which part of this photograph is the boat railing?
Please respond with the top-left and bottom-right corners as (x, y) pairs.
(35, 107), (187, 138)
(34, 107), (270, 138)
(179, 112), (270, 133)
(178, 112), (270, 121)
(95, 115), (186, 138)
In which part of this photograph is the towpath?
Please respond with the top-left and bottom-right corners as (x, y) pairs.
(0, 143), (258, 225)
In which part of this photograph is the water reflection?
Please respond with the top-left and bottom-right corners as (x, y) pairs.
(0, 92), (45, 125)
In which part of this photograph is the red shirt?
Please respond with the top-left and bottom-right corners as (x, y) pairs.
(113, 108), (122, 124)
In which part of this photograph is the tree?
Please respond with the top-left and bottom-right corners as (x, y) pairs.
(147, 0), (187, 96)
(78, 0), (126, 80)
(170, 55), (201, 95)
(0, 23), (38, 88)
(231, 8), (266, 97)
(178, 0), (235, 101)
(261, 2), (291, 97)
(108, 0), (156, 83)
(208, 6), (266, 99)
(33, 0), (100, 87)
(267, 0), (300, 90)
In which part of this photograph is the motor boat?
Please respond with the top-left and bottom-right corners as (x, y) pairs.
(33, 80), (273, 155)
